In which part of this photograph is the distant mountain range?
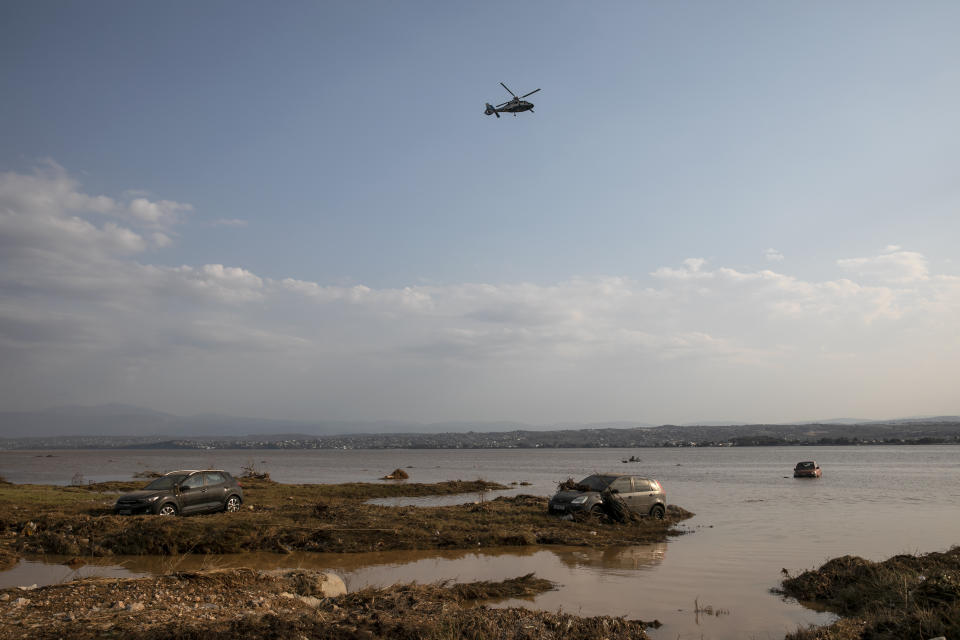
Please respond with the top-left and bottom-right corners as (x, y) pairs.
(0, 404), (576, 438)
(0, 404), (958, 440)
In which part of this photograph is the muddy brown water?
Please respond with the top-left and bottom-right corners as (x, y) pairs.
(3, 445), (960, 640)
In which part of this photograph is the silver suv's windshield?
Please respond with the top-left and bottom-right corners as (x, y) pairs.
(144, 474), (189, 490)
(577, 475), (615, 491)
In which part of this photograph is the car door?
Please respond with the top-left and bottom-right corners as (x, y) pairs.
(202, 471), (228, 512)
(178, 472), (206, 514)
(631, 477), (658, 513)
(608, 476), (635, 510)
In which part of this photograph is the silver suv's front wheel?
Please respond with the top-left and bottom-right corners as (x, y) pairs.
(158, 503), (178, 516)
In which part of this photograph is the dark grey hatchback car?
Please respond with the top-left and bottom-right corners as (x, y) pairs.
(113, 470), (243, 516)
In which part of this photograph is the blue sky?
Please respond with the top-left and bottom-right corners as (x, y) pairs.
(2, 2), (959, 425)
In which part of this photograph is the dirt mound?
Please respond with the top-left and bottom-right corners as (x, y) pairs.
(381, 468), (409, 480)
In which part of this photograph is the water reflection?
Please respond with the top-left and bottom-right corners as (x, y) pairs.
(3, 543), (668, 588)
(553, 543), (667, 574)
(2, 542), (831, 640)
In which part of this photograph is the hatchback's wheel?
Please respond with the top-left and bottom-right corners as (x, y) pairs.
(158, 503), (178, 516)
(649, 504), (665, 520)
(225, 495), (241, 512)
(590, 504), (605, 519)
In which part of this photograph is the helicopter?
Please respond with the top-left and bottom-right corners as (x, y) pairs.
(484, 82), (541, 118)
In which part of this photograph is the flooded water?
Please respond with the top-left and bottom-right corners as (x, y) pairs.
(3, 445), (959, 639)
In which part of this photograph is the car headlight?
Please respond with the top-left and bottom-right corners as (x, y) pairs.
(146, 495), (161, 502)
(571, 496), (588, 505)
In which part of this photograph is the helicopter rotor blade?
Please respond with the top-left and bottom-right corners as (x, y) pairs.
(520, 88), (541, 99)
(500, 82), (518, 98)
(495, 101), (511, 108)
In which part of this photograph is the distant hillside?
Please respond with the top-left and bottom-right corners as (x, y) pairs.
(0, 404), (540, 438)
(0, 405), (958, 447)
(1, 406), (959, 450)
(0, 405), (343, 438)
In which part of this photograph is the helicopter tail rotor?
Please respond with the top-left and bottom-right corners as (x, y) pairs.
(484, 103), (500, 118)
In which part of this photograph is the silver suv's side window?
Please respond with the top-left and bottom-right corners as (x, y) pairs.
(634, 478), (657, 492)
(609, 477), (632, 493)
(204, 472), (225, 486)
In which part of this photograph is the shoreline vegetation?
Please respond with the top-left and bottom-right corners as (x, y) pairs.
(778, 547), (960, 640)
(0, 476), (692, 567)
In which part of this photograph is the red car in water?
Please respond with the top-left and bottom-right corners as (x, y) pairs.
(793, 461), (821, 478)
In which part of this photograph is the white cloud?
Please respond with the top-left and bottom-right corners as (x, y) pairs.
(154, 264), (265, 303)
(0, 161), (115, 216)
(151, 232), (173, 248)
(651, 257), (713, 280)
(212, 218), (248, 227)
(128, 198), (192, 228)
(837, 247), (929, 282)
(2, 164), (959, 423)
(763, 248), (784, 262)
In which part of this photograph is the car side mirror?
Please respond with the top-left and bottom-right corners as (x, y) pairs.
(180, 485), (190, 492)
(610, 488), (619, 494)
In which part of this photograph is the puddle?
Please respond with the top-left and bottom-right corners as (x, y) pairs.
(1, 542), (830, 640)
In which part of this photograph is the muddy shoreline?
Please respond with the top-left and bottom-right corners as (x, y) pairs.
(0, 569), (661, 640)
(0, 476), (687, 639)
(0, 477), (692, 563)
(3, 476), (956, 638)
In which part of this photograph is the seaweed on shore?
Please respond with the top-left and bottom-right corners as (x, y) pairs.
(778, 546), (960, 640)
(0, 478), (693, 564)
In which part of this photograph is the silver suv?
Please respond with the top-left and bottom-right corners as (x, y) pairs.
(548, 473), (667, 519)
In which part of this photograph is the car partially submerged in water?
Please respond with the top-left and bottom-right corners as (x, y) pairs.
(548, 473), (667, 519)
(793, 461), (821, 478)
(113, 469), (243, 516)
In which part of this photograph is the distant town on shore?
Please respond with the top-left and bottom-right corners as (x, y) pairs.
(1, 405), (958, 450)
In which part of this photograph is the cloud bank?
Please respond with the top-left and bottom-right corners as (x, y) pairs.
(1, 165), (958, 423)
